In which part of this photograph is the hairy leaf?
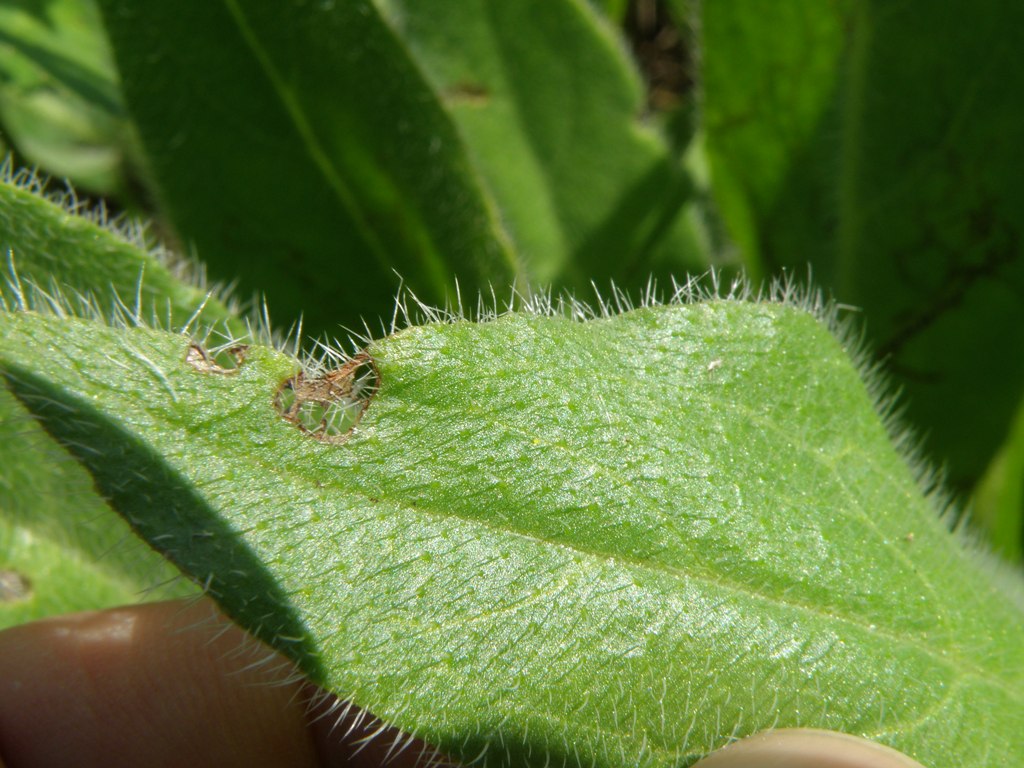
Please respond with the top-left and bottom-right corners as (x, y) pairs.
(2, 303), (1021, 767)
(0, 171), (239, 624)
(0, 169), (238, 331)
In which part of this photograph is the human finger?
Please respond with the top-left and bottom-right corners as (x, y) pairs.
(691, 728), (927, 768)
(0, 598), (320, 768)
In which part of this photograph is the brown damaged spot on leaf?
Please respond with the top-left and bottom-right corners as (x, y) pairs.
(186, 343), (249, 374)
(0, 569), (32, 603)
(444, 81), (491, 106)
(274, 352), (379, 443)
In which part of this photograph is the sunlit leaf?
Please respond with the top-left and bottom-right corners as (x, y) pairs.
(3, 301), (1021, 767)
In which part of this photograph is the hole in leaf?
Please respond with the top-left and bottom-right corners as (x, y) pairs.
(0, 569), (32, 603)
(186, 343), (249, 374)
(275, 353), (379, 443)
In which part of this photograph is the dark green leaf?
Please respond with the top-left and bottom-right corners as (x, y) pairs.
(700, 1), (1024, 528)
(96, 0), (521, 336)
(700, 0), (851, 281)
(833, 2), (1024, 504)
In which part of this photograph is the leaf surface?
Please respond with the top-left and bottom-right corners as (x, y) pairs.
(973, 393), (1024, 564)
(0, 172), (237, 625)
(0, 171), (238, 331)
(833, 1), (1024, 513)
(2, 302), (1021, 767)
(700, 0), (851, 280)
(0, 389), (193, 629)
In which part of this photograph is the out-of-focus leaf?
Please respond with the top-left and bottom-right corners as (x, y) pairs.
(587, 0), (630, 24)
(96, 0), (522, 337)
(973, 393), (1024, 564)
(0, 0), (131, 195)
(377, 0), (710, 291)
(831, 2), (1024, 503)
(700, 1), (1024, 527)
(700, 0), (851, 282)
(2, 303), (1022, 767)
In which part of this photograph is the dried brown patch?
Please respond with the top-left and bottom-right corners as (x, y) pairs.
(274, 353), (379, 443)
(0, 569), (32, 603)
(186, 343), (249, 374)
(444, 81), (491, 106)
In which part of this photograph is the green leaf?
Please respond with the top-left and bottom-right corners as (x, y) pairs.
(700, 2), (1024, 518)
(376, 0), (710, 289)
(832, 1), (1024, 505)
(586, 0), (630, 24)
(0, 0), (131, 195)
(2, 302), (1021, 767)
(972, 393), (1024, 563)
(0, 388), (194, 629)
(0, 170), (239, 624)
(96, 0), (521, 336)
(700, 0), (851, 281)
(0, 168), (239, 332)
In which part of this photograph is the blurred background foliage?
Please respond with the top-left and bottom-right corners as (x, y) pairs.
(1, 0), (1021, 564)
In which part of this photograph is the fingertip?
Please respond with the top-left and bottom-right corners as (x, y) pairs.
(0, 599), (319, 768)
(691, 729), (927, 768)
